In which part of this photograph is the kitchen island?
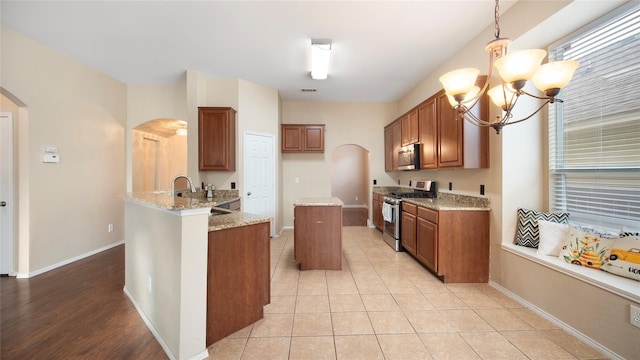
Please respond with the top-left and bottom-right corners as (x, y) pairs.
(123, 191), (270, 360)
(294, 197), (343, 270)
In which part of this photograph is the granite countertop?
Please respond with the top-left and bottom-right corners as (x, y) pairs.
(294, 197), (344, 206)
(124, 191), (240, 211)
(373, 186), (490, 211)
(123, 190), (271, 231)
(207, 211), (270, 231)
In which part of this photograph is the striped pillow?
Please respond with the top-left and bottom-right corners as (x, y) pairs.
(514, 208), (570, 248)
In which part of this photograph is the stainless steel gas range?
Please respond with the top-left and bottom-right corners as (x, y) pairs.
(382, 180), (436, 251)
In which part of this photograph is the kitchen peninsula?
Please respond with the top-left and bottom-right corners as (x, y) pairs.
(123, 191), (270, 360)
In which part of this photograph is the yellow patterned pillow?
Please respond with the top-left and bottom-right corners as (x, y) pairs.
(602, 236), (640, 281)
(559, 225), (615, 270)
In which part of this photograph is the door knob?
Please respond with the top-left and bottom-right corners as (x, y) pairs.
(0, 201), (6, 207)
(247, 192), (252, 196)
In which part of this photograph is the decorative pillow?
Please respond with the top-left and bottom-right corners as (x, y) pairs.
(620, 226), (640, 237)
(537, 220), (568, 256)
(514, 208), (569, 248)
(559, 225), (615, 270)
(602, 236), (640, 281)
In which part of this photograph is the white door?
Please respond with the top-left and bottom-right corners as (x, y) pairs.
(1, 113), (14, 275)
(243, 132), (276, 237)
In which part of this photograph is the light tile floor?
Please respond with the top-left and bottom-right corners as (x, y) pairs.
(206, 227), (608, 360)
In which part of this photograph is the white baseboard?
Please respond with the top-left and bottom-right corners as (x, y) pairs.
(19, 240), (124, 278)
(123, 287), (209, 360)
(489, 280), (623, 360)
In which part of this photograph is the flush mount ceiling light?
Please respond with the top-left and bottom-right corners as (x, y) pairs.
(311, 38), (332, 80)
(438, 0), (579, 134)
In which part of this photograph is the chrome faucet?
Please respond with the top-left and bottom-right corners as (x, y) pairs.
(171, 174), (197, 195)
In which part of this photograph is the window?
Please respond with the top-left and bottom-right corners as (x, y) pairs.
(548, 4), (640, 231)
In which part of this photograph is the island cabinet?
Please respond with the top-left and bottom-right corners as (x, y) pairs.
(281, 124), (325, 152)
(206, 221), (270, 345)
(401, 202), (418, 255)
(372, 192), (383, 231)
(294, 199), (343, 270)
(199, 107), (236, 171)
(415, 206), (490, 283)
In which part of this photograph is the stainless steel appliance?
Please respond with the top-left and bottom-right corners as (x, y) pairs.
(397, 143), (421, 171)
(382, 180), (437, 251)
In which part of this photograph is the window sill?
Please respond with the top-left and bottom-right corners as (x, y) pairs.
(501, 242), (640, 303)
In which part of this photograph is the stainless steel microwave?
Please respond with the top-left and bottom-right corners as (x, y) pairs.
(398, 143), (421, 171)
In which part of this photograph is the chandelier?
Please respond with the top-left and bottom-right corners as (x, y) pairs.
(438, 0), (579, 134)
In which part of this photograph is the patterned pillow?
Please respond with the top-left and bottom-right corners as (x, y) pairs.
(514, 208), (569, 248)
(602, 236), (640, 281)
(559, 225), (615, 270)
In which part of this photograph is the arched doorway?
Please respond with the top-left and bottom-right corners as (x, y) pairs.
(331, 144), (370, 226)
(132, 118), (187, 192)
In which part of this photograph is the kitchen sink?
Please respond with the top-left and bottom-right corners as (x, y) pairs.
(210, 208), (232, 216)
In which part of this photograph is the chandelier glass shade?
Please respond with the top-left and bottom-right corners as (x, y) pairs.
(438, 0), (579, 134)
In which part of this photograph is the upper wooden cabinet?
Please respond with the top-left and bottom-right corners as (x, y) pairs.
(282, 124), (325, 153)
(401, 108), (419, 146)
(418, 97), (438, 169)
(384, 120), (401, 171)
(199, 107), (236, 171)
(436, 86), (489, 169)
(384, 75), (489, 171)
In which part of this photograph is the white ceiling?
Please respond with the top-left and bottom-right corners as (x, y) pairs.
(0, 0), (518, 103)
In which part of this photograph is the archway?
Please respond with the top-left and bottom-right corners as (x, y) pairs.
(331, 144), (370, 226)
(132, 118), (187, 192)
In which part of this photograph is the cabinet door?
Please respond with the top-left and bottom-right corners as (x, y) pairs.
(303, 125), (324, 152)
(384, 125), (394, 171)
(372, 197), (383, 231)
(401, 211), (417, 256)
(436, 92), (463, 168)
(199, 107), (236, 171)
(282, 125), (303, 152)
(416, 217), (437, 273)
(401, 109), (419, 146)
(392, 120), (401, 169)
(418, 98), (438, 169)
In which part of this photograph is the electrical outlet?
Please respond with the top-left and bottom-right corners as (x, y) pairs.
(631, 304), (640, 329)
(355, 196), (358, 201)
(448, 182), (453, 191)
(480, 185), (485, 195)
(108, 224), (113, 232)
(147, 276), (152, 293)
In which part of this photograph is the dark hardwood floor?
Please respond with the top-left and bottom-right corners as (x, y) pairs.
(0, 245), (167, 360)
(342, 207), (368, 227)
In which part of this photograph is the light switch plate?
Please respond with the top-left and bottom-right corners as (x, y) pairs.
(631, 304), (640, 329)
(45, 146), (58, 153)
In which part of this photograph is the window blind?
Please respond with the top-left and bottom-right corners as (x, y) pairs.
(549, 5), (640, 230)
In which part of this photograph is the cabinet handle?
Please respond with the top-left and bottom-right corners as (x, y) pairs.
(247, 192), (252, 196)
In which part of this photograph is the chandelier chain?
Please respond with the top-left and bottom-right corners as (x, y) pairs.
(494, 0), (500, 39)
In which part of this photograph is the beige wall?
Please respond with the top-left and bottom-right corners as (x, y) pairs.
(281, 101), (397, 227)
(1, 25), (127, 275)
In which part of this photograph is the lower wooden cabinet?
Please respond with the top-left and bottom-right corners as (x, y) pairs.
(404, 203), (489, 283)
(372, 193), (383, 231)
(207, 222), (270, 345)
(401, 203), (417, 255)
